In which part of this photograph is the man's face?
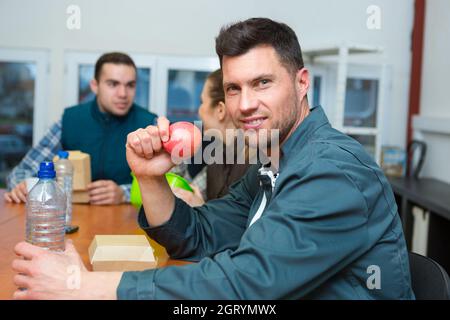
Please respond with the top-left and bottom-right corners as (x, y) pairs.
(90, 63), (136, 116)
(222, 45), (309, 148)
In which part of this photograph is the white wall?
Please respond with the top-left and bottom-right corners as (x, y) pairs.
(0, 0), (414, 148)
(416, 0), (450, 183)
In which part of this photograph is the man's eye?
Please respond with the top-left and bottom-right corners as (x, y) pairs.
(259, 79), (270, 86)
(227, 86), (239, 95)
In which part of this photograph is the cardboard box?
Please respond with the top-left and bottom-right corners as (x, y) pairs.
(53, 150), (91, 191)
(72, 190), (90, 204)
(88, 235), (157, 272)
(69, 151), (91, 190)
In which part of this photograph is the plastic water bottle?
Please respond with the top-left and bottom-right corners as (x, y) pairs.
(55, 150), (74, 229)
(26, 161), (66, 251)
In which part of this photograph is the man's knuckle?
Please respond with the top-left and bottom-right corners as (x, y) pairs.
(11, 259), (21, 271)
(13, 274), (22, 286)
(28, 265), (39, 277)
(14, 242), (25, 254)
(141, 134), (151, 144)
(149, 127), (161, 137)
(146, 126), (157, 136)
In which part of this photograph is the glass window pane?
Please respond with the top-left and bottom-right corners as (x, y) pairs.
(167, 70), (209, 122)
(78, 64), (95, 103)
(78, 64), (151, 108)
(313, 76), (322, 107)
(0, 62), (35, 188)
(135, 68), (150, 108)
(344, 78), (379, 128)
(349, 134), (376, 158)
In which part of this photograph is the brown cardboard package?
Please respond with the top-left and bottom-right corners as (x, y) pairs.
(54, 150), (91, 203)
(72, 190), (90, 203)
(68, 151), (91, 191)
(88, 235), (157, 272)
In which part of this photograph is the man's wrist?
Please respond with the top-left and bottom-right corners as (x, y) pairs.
(82, 271), (123, 300)
(137, 175), (170, 194)
(135, 174), (166, 183)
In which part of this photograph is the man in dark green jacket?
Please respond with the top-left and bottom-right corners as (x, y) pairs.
(5, 52), (157, 205)
(12, 18), (414, 300)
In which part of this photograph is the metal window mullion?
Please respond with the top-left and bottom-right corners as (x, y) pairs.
(335, 45), (349, 131)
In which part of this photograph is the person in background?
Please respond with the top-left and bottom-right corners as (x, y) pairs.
(171, 69), (252, 207)
(4, 52), (157, 205)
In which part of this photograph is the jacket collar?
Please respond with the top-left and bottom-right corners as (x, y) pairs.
(90, 97), (135, 124)
(279, 106), (330, 169)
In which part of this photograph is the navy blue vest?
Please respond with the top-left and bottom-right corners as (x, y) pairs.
(61, 99), (157, 185)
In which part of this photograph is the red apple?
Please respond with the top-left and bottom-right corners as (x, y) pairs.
(162, 121), (202, 160)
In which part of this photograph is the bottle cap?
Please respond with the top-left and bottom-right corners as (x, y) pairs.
(37, 161), (56, 179)
(58, 150), (69, 159)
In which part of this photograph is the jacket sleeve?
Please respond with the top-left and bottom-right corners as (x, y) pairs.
(137, 165), (259, 261)
(117, 160), (372, 300)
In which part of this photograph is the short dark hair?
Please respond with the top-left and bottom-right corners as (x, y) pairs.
(206, 69), (224, 108)
(94, 52), (137, 81)
(215, 18), (304, 76)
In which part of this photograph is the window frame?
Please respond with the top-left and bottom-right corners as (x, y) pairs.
(155, 56), (219, 117)
(308, 63), (332, 119)
(315, 62), (389, 162)
(0, 48), (50, 145)
(341, 63), (389, 163)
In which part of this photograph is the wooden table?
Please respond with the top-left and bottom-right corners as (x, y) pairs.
(0, 189), (189, 300)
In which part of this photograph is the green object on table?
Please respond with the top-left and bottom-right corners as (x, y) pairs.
(130, 172), (193, 208)
(165, 172), (194, 192)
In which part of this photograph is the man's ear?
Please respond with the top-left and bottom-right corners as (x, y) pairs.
(215, 101), (227, 121)
(90, 79), (99, 95)
(295, 68), (310, 97)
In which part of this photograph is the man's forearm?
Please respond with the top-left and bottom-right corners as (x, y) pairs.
(138, 175), (176, 227)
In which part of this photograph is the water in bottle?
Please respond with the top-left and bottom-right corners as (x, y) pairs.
(55, 150), (74, 231)
(26, 161), (66, 251)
